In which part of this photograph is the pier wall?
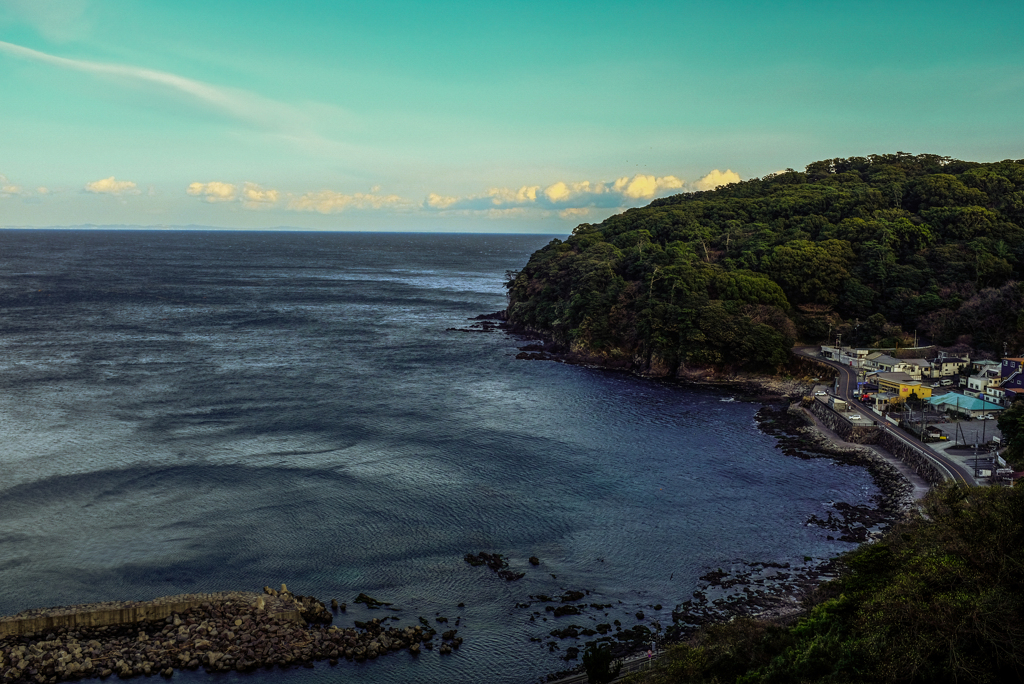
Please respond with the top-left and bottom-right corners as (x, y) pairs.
(0, 592), (301, 638)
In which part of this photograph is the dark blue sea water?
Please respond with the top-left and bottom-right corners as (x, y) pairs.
(0, 230), (877, 683)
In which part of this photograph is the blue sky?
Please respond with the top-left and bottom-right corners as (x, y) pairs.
(1, 0), (1022, 232)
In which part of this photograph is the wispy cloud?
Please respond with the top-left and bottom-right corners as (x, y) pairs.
(2, 0), (91, 42)
(0, 39), (312, 132)
(287, 190), (411, 214)
(1, 173), (24, 196)
(85, 176), (139, 195)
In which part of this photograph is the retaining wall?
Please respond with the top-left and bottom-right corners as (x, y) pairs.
(807, 397), (945, 485)
(807, 398), (880, 444)
(0, 592), (302, 638)
(876, 431), (945, 485)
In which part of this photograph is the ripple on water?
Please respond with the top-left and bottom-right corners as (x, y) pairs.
(0, 231), (879, 684)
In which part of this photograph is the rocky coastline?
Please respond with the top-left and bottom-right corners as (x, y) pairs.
(0, 586), (459, 683)
(460, 311), (924, 681)
(464, 311), (824, 403)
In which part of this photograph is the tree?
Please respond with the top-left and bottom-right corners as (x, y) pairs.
(582, 642), (621, 684)
(996, 401), (1024, 467)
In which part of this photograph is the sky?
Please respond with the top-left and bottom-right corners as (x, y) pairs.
(1, 0), (1023, 232)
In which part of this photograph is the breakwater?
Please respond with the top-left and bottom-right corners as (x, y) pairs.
(0, 592), (300, 640)
(0, 587), (456, 683)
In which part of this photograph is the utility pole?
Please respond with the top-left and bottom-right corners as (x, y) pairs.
(921, 397), (927, 442)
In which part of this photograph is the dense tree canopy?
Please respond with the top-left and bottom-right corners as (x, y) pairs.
(507, 153), (1024, 372)
(624, 482), (1024, 684)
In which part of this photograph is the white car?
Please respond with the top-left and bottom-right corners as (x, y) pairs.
(815, 391), (827, 396)
(848, 414), (862, 420)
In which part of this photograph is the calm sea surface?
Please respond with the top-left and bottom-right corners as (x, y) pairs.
(0, 230), (877, 683)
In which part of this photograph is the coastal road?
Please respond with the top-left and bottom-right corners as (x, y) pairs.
(548, 651), (664, 684)
(793, 347), (974, 485)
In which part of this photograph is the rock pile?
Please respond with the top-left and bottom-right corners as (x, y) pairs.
(463, 552), (524, 581)
(260, 585), (332, 624)
(0, 588), (455, 683)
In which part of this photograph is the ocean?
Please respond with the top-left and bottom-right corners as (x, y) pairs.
(0, 230), (878, 683)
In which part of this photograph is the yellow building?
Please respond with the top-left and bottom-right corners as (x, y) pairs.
(874, 372), (933, 403)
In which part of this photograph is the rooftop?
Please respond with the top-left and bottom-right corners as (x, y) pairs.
(875, 372), (920, 384)
(925, 394), (1004, 411)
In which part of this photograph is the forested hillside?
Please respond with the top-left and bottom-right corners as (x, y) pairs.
(622, 482), (1024, 684)
(506, 153), (1024, 372)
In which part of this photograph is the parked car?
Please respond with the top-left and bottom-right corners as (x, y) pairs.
(815, 391), (827, 396)
(848, 414), (862, 420)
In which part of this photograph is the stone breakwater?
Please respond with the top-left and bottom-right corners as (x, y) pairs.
(0, 586), (457, 683)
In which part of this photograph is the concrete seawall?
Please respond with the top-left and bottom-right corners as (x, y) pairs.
(0, 592), (301, 639)
(807, 397), (944, 485)
(876, 430), (945, 486)
(806, 398), (880, 444)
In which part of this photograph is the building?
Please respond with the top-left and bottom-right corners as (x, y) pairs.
(863, 353), (901, 372)
(984, 385), (1007, 405)
(971, 359), (1002, 375)
(965, 368), (1002, 398)
(926, 393), (1004, 419)
(873, 372), (933, 404)
(1001, 358), (1024, 391)
(820, 346), (870, 368)
(899, 358), (932, 379)
(926, 352), (971, 378)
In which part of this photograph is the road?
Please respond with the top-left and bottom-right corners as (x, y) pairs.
(547, 651), (664, 684)
(794, 347), (974, 485)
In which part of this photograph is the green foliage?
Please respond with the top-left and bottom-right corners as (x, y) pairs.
(996, 401), (1024, 467)
(582, 642), (622, 684)
(508, 153), (1024, 369)
(625, 483), (1024, 684)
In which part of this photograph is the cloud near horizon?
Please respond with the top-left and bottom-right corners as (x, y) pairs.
(85, 176), (139, 195)
(240, 182), (280, 210)
(287, 190), (410, 214)
(422, 173), (686, 217)
(184, 181), (411, 214)
(162, 168), (742, 218)
(187, 181), (237, 202)
(1, 173), (23, 196)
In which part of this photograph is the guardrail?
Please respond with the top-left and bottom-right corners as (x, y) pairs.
(547, 651), (664, 684)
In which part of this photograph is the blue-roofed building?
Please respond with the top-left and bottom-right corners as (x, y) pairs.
(926, 393), (1004, 419)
